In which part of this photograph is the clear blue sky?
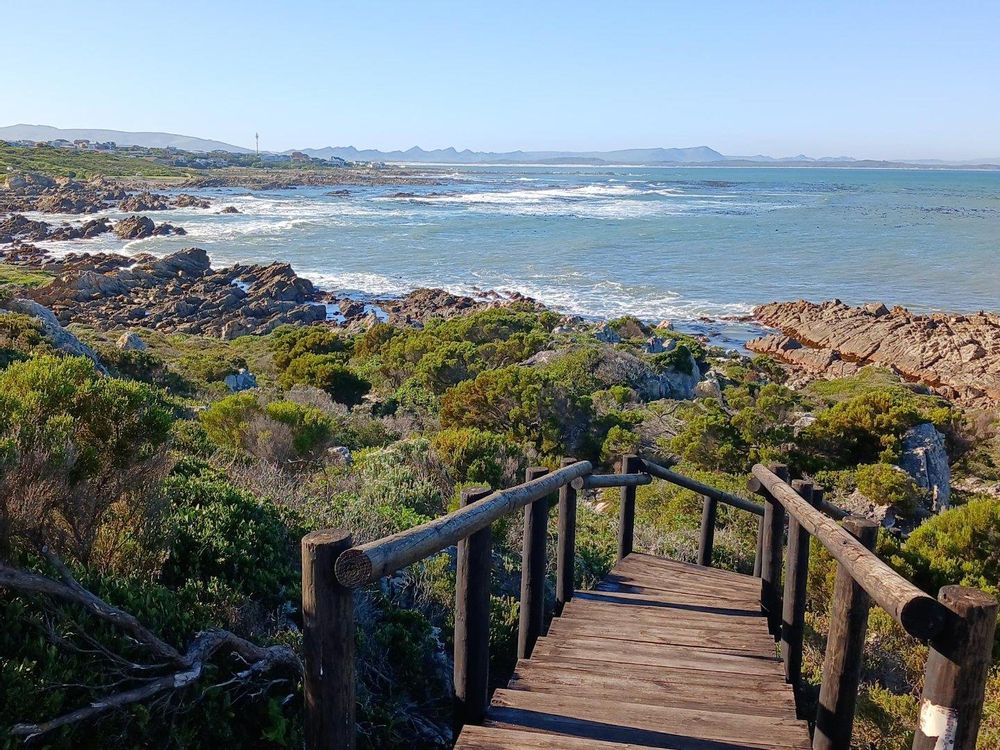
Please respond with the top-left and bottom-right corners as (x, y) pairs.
(3, 0), (999, 159)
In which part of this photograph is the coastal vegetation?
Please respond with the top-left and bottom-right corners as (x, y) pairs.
(0, 219), (996, 747)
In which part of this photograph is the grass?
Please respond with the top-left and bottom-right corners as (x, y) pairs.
(804, 366), (908, 403)
(0, 263), (54, 291)
(1, 143), (190, 179)
(70, 324), (280, 397)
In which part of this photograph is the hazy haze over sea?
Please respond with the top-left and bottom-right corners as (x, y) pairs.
(33, 166), (1000, 323)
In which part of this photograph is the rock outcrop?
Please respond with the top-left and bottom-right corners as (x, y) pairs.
(748, 300), (1000, 407)
(899, 423), (951, 510)
(113, 215), (186, 239)
(1, 297), (108, 372)
(29, 247), (327, 337)
(118, 192), (171, 212)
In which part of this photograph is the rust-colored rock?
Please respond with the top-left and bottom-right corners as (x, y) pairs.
(748, 300), (1000, 406)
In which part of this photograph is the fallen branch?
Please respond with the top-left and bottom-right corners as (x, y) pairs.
(0, 559), (302, 742)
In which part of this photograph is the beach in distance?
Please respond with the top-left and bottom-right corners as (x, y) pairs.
(26, 165), (1000, 328)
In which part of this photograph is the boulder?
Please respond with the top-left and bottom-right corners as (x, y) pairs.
(1, 298), (108, 373)
(224, 368), (257, 392)
(118, 192), (171, 212)
(117, 330), (147, 351)
(172, 194), (211, 209)
(327, 446), (353, 465)
(594, 324), (621, 344)
(220, 206), (240, 214)
(114, 215), (157, 240)
(898, 423), (951, 510)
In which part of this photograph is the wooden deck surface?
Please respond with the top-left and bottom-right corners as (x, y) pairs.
(455, 553), (812, 750)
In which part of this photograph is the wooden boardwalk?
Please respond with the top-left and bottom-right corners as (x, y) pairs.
(456, 553), (811, 750)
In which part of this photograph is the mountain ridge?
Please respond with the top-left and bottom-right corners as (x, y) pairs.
(3, 124), (999, 166)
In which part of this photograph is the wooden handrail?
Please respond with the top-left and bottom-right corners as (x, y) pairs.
(571, 471), (651, 490)
(335, 460), (593, 587)
(751, 464), (947, 640)
(643, 457), (765, 517)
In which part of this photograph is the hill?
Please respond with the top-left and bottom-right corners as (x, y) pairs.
(0, 124), (251, 153)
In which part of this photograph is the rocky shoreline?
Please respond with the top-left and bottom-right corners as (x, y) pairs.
(747, 299), (1000, 407)
(1, 243), (543, 339)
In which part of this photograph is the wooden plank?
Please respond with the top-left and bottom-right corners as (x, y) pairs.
(578, 589), (762, 617)
(517, 655), (797, 697)
(596, 578), (760, 609)
(457, 724), (665, 749)
(508, 661), (797, 717)
(543, 615), (776, 655)
(603, 567), (761, 599)
(615, 553), (759, 589)
(487, 690), (811, 749)
(531, 636), (785, 677)
(559, 597), (767, 631)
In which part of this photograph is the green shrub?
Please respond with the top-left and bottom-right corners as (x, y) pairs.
(798, 388), (954, 470)
(0, 312), (52, 368)
(430, 427), (522, 487)
(440, 364), (597, 458)
(855, 463), (925, 514)
(670, 399), (746, 473)
(264, 400), (333, 457)
(278, 353), (370, 405)
(161, 465), (295, 604)
(270, 324), (348, 370)
(0, 356), (173, 565)
(200, 393), (336, 461)
(898, 496), (1000, 598)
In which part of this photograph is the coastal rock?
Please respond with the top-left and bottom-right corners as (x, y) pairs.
(748, 299), (1000, 407)
(594, 324), (622, 344)
(172, 194), (211, 209)
(0, 214), (52, 243)
(898, 423), (951, 510)
(220, 206), (240, 214)
(118, 191), (171, 212)
(117, 330), (147, 351)
(372, 287), (542, 327)
(114, 215), (156, 239)
(224, 368), (257, 392)
(25, 247), (327, 338)
(1, 297), (108, 373)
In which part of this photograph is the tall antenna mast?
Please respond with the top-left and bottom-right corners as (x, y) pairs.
(255, 133), (259, 156)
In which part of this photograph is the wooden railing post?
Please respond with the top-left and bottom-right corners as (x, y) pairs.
(302, 529), (355, 750)
(813, 515), (878, 750)
(697, 494), (717, 567)
(912, 586), (998, 750)
(518, 466), (550, 659)
(753, 514), (765, 577)
(556, 457), (577, 615)
(454, 486), (493, 728)
(618, 454), (641, 560)
(757, 463), (789, 637)
(782, 480), (816, 695)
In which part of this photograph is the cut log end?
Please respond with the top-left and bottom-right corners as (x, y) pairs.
(900, 595), (950, 641)
(334, 548), (373, 588)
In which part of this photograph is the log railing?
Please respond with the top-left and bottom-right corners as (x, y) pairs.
(301, 455), (997, 750)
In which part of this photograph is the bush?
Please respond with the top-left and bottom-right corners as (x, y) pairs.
(278, 353), (370, 406)
(0, 356), (173, 567)
(160, 464), (295, 605)
(440, 364), (598, 458)
(670, 399), (746, 473)
(798, 388), (954, 470)
(898, 496), (1000, 598)
(0, 312), (52, 368)
(270, 324), (348, 371)
(200, 393), (336, 462)
(430, 427), (522, 487)
(855, 463), (926, 514)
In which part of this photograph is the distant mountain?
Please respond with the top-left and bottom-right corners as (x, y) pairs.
(0, 124), (251, 153)
(294, 145), (727, 165)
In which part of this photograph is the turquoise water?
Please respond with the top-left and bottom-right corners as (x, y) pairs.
(37, 166), (1000, 320)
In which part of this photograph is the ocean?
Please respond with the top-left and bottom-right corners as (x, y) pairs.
(33, 166), (1000, 327)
